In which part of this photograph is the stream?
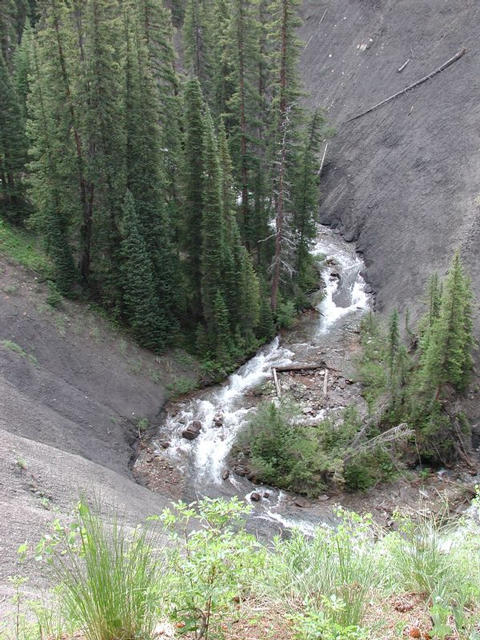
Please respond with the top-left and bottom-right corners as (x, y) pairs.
(153, 226), (371, 535)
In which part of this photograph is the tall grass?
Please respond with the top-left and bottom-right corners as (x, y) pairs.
(48, 501), (163, 640)
(264, 510), (378, 627)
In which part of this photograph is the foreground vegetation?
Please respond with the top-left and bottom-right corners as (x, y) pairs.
(3, 497), (480, 640)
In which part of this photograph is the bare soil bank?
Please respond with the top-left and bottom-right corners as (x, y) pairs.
(0, 254), (199, 602)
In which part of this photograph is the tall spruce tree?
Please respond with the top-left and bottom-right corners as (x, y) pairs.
(182, 77), (205, 317)
(124, 4), (178, 338)
(268, 0), (303, 310)
(183, 0), (214, 102)
(27, 34), (76, 291)
(0, 50), (27, 220)
(419, 253), (474, 399)
(200, 108), (225, 333)
(292, 110), (323, 296)
(120, 190), (166, 351)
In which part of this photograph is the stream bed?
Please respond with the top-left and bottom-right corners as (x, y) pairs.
(148, 226), (372, 535)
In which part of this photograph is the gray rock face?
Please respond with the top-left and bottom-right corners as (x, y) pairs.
(300, 2), (480, 318)
(299, 0), (480, 421)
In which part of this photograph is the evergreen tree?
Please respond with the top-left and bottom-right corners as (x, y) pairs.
(120, 190), (166, 351)
(388, 309), (400, 377)
(124, 4), (178, 336)
(257, 282), (275, 340)
(182, 77), (205, 316)
(200, 109), (225, 332)
(0, 50), (27, 220)
(213, 290), (233, 365)
(82, 0), (126, 296)
(419, 253), (474, 399)
(13, 19), (32, 119)
(292, 110), (323, 295)
(0, 0), (17, 63)
(268, 0), (303, 310)
(183, 0), (214, 102)
(237, 245), (260, 342)
(225, 0), (259, 246)
(27, 35), (76, 291)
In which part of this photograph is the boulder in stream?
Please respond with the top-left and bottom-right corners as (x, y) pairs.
(294, 496), (311, 508)
(250, 492), (261, 502)
(182, 420), (202, 440)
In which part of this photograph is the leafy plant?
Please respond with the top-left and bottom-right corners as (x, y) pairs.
(292, 607), (369, 640)
(158, 497), (265, 640)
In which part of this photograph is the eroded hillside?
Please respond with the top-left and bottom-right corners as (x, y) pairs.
(300, 0), (480, 325)
(0, 248), (200, 604)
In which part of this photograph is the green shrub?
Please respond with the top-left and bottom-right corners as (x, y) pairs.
(158, 497), (265, 640)
(46, 280), (63, 308)
(275, 298), (297, 329)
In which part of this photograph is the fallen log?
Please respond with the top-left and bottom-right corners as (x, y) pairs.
(346, 48), (466, 123)
(275, 362), (327, 373)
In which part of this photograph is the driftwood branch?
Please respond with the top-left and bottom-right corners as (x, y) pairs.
(397, 58), (410, 73)
(272, 367), (281, 398)
(344, 423), (413, 463)
(346, 48), (466, 123)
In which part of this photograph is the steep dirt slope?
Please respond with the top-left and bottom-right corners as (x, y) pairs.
(0, 253), (199, 603)
(299, 0), (480, 327)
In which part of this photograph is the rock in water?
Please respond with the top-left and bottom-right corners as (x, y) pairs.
(182, 420), (202, 440)
(250, 492), (261, 502)
(294, 496), (311, 508)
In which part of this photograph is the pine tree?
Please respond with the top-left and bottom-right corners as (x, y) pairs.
(388, 309), (400, 377)
(182, 77), (205, 316)
(120, 191), (166, 351)
(225, 0), (259, 246)
(292, 110), (323, 295)
(183, 0), (214, 102)
(124, 4), (178, 336)
(200, 108), (225, 332)
(0, 0), (17, 63)
(0, 50), (27, 221)
(257, 282), (275, 340)
(13, 19), (32, 119)
(27, 35), (76, 291)
(82, 0), (125, 296)
(419, 253), (474, 398)
(213, 290), (233, 365)
(237, 245), (260, 343)
(268, 0), (303, 310)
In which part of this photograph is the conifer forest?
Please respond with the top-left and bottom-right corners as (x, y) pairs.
(0, 0), (325, 371)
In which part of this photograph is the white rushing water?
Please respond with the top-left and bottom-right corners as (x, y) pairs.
(312, 233), (370, 333)
(156, 226), (371, 529)
(163, 336), (294, 483)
